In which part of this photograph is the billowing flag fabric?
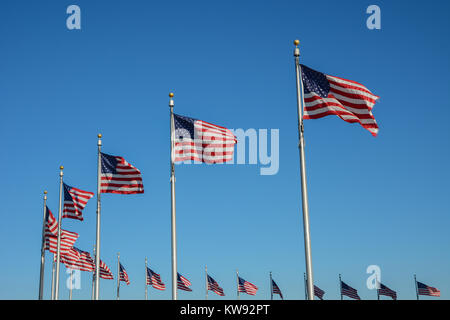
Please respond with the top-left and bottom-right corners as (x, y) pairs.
(301, 64), (379, 136)
(207, 275), (225, 296)
(238, 276), (258, 295)
(146, 267), (165, 290)
(271, 279), (283, 299)
(173, 113), (237, 164)
(417, 281), (440, 297)
(59, 247), (80, 267)
(341, 281), (360, 300)
(44, 207), (79, 255)
(119, 263), (130, 285)
(61, 247), (95, 272)
(378, 283), (397, 300)
(62, 183), (94, 221)
(100, 152), (144, 194)
(99, 260), (114, 280)
(314, 285), (325, 300)
(177, 273), (192, 292)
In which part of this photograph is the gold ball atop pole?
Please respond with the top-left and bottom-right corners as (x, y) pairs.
(60, 166), (64, 170)
(98, 133), (102, 139)
(169, 92), (174, 98)
(294, 39), (300, 46)
(44, 190), (47, 194)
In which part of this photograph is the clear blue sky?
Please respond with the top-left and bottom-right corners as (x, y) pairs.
(1, 0), (449, 300)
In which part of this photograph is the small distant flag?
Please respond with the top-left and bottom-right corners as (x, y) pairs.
(62, 183), (94, 221)
(177, 273), (192, 292)
(271, 279), (283, 299)
(146, 267), (165, 290)
(173, 113), (237, 164)
(377, 283), (397, 300)
(314, 285), (325, 300)
(300, 64), (379, 136)
(238, 276), (258, 296)
(207, 275), (225, 296)
(119, 263), (130, 285)
(100, 152), (144, 194)
(341, 281), (360, 300)
(417, 281), (440, 297)
(99, 260), (114, 280)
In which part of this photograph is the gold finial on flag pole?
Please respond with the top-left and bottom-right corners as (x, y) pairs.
(294, 39), (300, 46)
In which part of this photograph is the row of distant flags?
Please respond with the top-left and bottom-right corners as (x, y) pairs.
(39, 40), (385, 300)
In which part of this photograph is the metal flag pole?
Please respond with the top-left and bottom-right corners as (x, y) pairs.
(414, 274), (419, 300)
(205, 265), (208, 300)
(69, 269), (73, 300)
(54, 165), (64, 300)
(117, 252), (120, 300)
(51, 255), (55, 300)
(339, 274), (343, 300)
(94, 133), (102, 300)
(145, 258), (148, 300)
(38, 191), (48, 300)
(236, 270), (240, 300)
(304, 273), (308, 300)
(293, 39), (314, 301)
(270, 272), (273, 300)
(169, 92), (178, 300)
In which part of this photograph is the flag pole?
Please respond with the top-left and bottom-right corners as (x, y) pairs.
(94, 133), (102, 300)
(145, 257), (148, 300)
(51, 255), (55, 300)
(169, 92), (178, 300)
(293, 39), (314, 301)
(414, 274), (419, 300)
(205, 265), (208, 300)
(236, 270), (239, 300)
(117, 252), (120, 300)
(69, 269), (73, 300)
(270, 272), (273, 300)
(304, 272), (308, 300)
(54, 165), (64, 300)
(38, 190), (48, 300)
(339, 274), (343, 300)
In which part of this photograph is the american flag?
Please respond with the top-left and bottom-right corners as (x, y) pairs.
(340, 281), (360, 300)
(207, 275), (225, 296)
(62, 183), (94, 221)
(44, 207), (79, 255)
(99, 260), (114, 280)
(417, 281), (440, 297)
(301, 64), (379, 136)
(146, 267), (165, 290)
(238, 276), (258, 296)
(378, 283), (397, 300)
(61, 247), (95, 272)
(177, 273), (192, 292)
(59, 247), (80, 267)
(119, 263), (130, 285)
(314, 285), (325, 300)
(100, 152), (144, 194)
(271, 279), (283, 299)
(173, 113), (237, 164)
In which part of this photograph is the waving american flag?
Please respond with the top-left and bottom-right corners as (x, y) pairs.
(146, 267), (165, 290)
(207, 275), (225, 296)
(177, 273), (192, 292)
(119, 263), (130, 285)
(238, 276), (258, 296)
(340, 281), (360, 300)
(44, 206), (78, 255)
(100, 152), (144, 194)
(173, 113), (237, 164)
(417, 281), (440, 297)
(62, 183), (94, 221)
(271, 279), (283, 299)
(301, 64), (379, 136)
